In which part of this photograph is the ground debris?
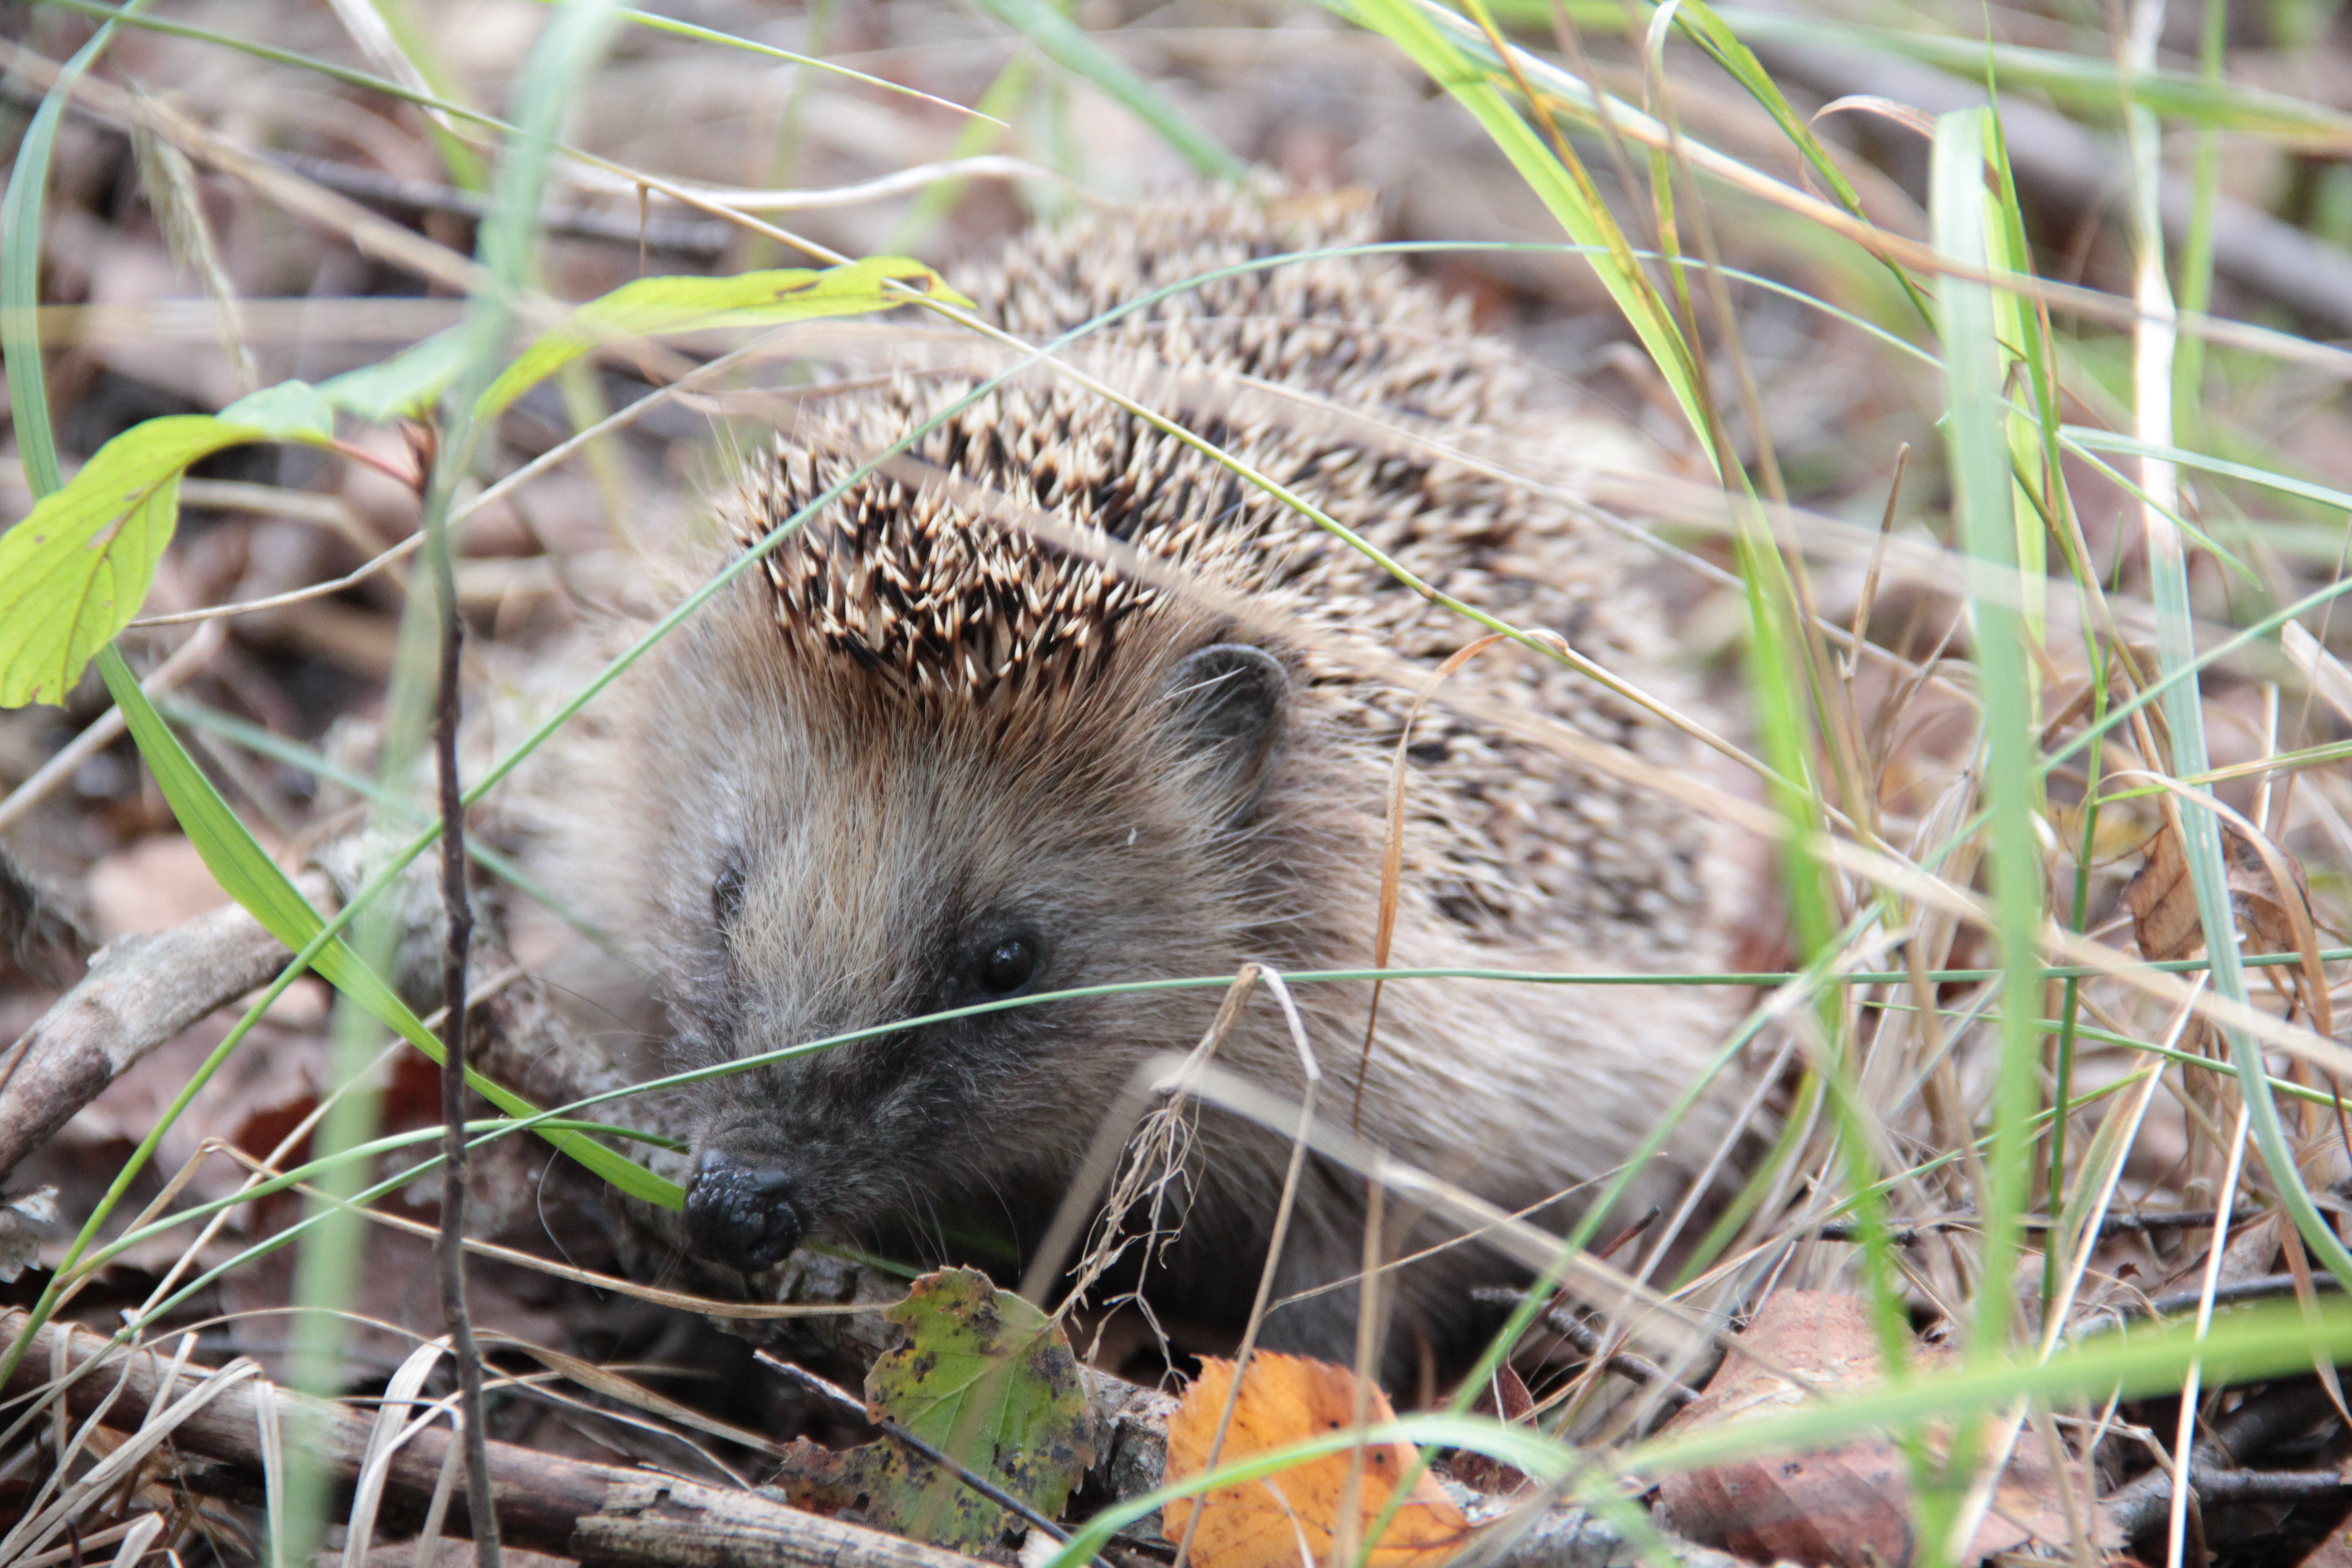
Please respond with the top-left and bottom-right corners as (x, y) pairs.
(1656, 1291), (2113, 1567)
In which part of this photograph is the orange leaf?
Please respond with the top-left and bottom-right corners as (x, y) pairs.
(1163, 1354), (1474, 1568)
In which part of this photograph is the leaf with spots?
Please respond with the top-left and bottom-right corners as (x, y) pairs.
(771, 1267), (1094, 1552)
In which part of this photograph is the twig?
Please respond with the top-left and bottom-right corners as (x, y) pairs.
(2118, 1466), (2352, 1530)
(0, 872), (339, 1181)
(754, 1352), (1092, 1556)
(1469, 1288), (1700, 1410)
(1811, 1206), (2261, 1245)
(265, 152), (732, 259)
(0, 622), (225, 835)
(421, 427), (499, 1567)
(0, 1311), (999, 1568)
(2073, 1272), (2346, 1337)
(2104, 1380), (2346, 1537)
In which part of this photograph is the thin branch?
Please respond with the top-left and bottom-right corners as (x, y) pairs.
(265, 152), (732, 259)
(0, 1310), (1001, 1568)
(423, 434), (500, 1567)
(1469, 1288), (1701, 1410)
(1811, 1207), (2262, 1245)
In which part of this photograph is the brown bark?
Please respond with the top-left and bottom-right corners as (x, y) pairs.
(0, 873), (335, 1181)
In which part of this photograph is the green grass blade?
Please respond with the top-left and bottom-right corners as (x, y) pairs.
(1347, 0), (1711, 463)
(1931, 108), (2046, 1352)
(95, 651), (681, 1209)
(31, 0), (513, 137)
(967, 0), (1249, 182)
(2, 2), (155, 497)
(1714, 9), (2352, 142)
(568, 2), (1006, 124)
(2119, 74), (2352, 1293)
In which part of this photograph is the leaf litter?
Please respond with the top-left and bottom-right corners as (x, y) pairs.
(12, 0), (2352, 1564)
(771, 1268), (1095, 1553)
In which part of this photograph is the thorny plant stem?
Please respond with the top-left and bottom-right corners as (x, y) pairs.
(428, 481), (500, 1568)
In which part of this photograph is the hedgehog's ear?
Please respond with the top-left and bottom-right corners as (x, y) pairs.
(1164, 643), (1290, 825)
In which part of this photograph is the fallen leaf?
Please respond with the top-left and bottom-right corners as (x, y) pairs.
(84, 835), (231, 940)
(1162, 1353), (1474, 1568)
(2223, 826), (2332, 1036)
(2124, 817), (2199, 963)
(1655, 1292), (2112, 1567)
(2125, 816), (2330, 1035)
(1446, 1363), (1533, 1495)
(771, 1268), (1093, 1553)
(0, 1186), (57, 1283)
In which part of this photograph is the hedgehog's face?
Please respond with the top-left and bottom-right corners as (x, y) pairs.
(627, 620), (1294, 1278)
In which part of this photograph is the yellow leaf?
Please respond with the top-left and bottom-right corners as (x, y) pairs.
(1163, 1354), (1473, 1568)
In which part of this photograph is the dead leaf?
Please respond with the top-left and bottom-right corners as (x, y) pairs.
(0, 1186), (57, 1283)
(2223, 825), (2332, 1037)
(1656, 1292), (2113, 1567)
(1446, 1363), (1533, 1495)
(1163, 1353), (1474, 1568)
(84, 835), (231, 940)
(2125, 817), (2199, 963)
(2125, 815), (2329, 1033)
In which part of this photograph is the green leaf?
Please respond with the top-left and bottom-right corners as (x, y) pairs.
(772, 1268), (1093, 1551)
(94, 651), (684, 1210)
(475, 259), (972, 419)
(317, 329), (469, 422)
(0, 387), (368, 708)
(0, 416), (252, 706)
(219, 380), (337, 441)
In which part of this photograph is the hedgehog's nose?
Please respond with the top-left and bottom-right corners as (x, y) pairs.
(685, 1152), (804, 1271)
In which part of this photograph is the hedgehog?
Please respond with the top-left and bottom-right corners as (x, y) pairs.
(572, 193), (1745, 1373)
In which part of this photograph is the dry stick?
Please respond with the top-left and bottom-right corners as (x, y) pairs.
(426, 459), (498, 1564)
(0, 1310), (994, 1568)
(1170, 967), (1320, 1568)
(2105, 1379), (2351, 1539)
(265, 151), (735, 259)
(1354, 633), (1510, 1133)
(1331, 1173), (1389, 1568)
(1842, 443), (1909, 779)
(1466, 1288), (1700, 1411)
(263, 152), (1077, 256)
(0, 870), (340, 1180)
(1810, 1206), (2260, 1245)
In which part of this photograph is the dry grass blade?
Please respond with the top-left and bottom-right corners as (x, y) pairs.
(481, 1333), (793, 1459)
(1, 1335), (259, 1564)
(1169, 969), (1321, 1568)
(24, 3), (2352, 1562)
(1355, 632), (1511, 1133)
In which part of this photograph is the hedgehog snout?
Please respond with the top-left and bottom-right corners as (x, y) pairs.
(685, 1150), (804, 1271)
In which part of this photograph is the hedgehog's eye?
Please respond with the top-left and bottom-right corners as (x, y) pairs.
(711, 856), (748, 931)
(977, 936), (1038, 995)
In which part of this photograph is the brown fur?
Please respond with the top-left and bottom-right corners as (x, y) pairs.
(572, 196), (1743, 1369)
